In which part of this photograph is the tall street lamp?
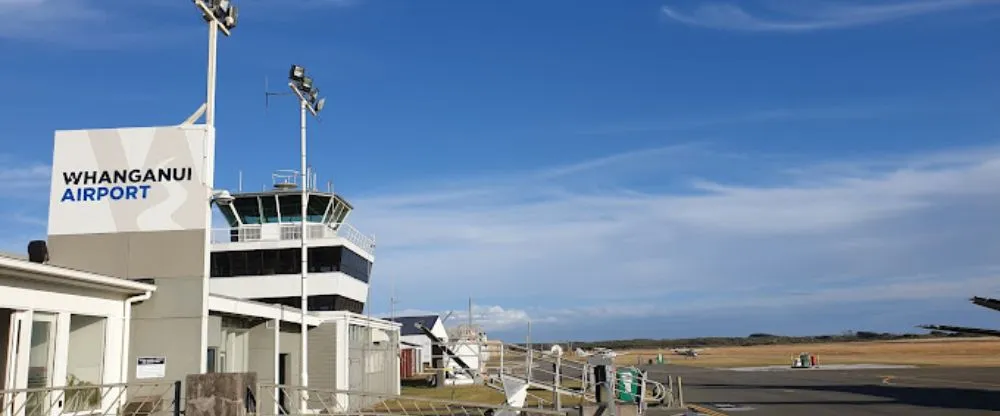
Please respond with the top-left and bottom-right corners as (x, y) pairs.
(288, 64), (326, 413)
(191, 0), (237, 376)
(188, 0), (239, 127)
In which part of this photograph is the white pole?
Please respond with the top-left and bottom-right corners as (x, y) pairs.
(198, 10), (220, 376)
(205, 19), (218, 128)
(299, 97), (310, 413)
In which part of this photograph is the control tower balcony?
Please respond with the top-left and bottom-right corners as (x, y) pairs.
(211, 170), (375, 258)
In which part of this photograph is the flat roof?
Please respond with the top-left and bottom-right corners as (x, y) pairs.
(0, 254), (156, 294)
(208, 293), (325, 326)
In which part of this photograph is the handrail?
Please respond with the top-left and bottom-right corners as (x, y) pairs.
(210, 221), (375, 256)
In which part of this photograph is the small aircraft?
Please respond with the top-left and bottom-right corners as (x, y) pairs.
(574, 347), (618, 357)
(671, 348), (700, 358)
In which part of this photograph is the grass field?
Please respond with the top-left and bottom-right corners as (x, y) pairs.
(609, 338), (1000, 368)
(400, 382), (584, 407)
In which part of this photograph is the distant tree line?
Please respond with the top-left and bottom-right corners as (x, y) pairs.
(519, 330), (987, 350)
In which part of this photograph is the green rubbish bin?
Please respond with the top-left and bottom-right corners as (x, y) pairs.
(615, 368), (641, 402)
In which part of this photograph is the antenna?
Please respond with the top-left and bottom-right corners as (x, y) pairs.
(264, 75), (294, 114)
(238, 170), (243, 192)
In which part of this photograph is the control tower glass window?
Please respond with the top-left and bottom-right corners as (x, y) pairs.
(276, 194), (331, 223)
(307, 195), (330, 222)
(261, 195), (280, 223)
(233, 197), (262, 225)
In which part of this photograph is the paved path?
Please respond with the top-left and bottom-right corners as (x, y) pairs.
(642, 364), (1000, 415)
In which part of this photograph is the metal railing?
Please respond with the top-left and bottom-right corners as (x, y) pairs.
(211, 222), (375, 256)
(0, 381), (179, 416)
(253, 384), (572, 416)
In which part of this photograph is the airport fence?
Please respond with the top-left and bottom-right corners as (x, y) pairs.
(422, 338), (683, 410)
(253, 384), (574, 416)
(0, 381), (179, 416)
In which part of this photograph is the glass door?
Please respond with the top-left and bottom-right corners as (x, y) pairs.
(3, 310), (21, 416)
(26, 313), (57, 416)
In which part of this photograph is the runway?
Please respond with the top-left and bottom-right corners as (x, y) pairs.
(642, 364), (1000, 415)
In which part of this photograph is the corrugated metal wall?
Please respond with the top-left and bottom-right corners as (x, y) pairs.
(347, 324), (399, 410)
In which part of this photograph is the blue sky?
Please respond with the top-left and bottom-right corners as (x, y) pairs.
(2, 0), (999, 342)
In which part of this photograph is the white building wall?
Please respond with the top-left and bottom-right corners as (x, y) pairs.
(0, 273), (133, 412)
(209, 272), (368, 303)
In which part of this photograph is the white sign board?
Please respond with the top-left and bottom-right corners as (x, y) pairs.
(136, 356), (167, 379)
(48, 125), (215, 236)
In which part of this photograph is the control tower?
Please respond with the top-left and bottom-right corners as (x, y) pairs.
(208, 170), (376, 314)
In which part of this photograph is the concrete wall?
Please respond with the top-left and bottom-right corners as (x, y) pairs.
(49, 230), (209, 389)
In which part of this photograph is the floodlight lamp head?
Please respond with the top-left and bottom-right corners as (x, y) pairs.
(223, 5), (238, 29)
(300, 76), (314, 92)
(309, 88), (319, 102)
(315, 97), (326, 113)
(289, 65), (305, 82)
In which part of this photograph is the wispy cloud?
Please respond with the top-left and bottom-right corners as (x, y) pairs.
(387, 304), (547, 332)
(0, 0), (195, 48)
(357, 140), (1000, 337)
(660, 0), (1000, 32)
(0, 162), (51, 193)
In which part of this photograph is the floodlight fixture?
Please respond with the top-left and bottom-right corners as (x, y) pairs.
(309, 88), (319, 102)
(300, 76), (314, 92)
(194, 0), (237, 35)
(223, 5), (238, 29)
(315, 97), (326, 113)
(289, 65), (306, 82)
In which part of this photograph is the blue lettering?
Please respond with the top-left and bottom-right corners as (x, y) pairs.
(126, 186), (139, 200)
(59, 185), (156, 202)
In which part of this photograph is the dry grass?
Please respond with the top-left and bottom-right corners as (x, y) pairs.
(615, 338), (1000, 368)
(399, 384), (582, 408)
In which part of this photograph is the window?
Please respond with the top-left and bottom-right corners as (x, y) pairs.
(340, 249), (372, 283)
(261, 195), (280, 223)
(233, 197), (262, 225)
(211, 247), (370, 282)
(255, 295), (364, 314)
(278, 195), (301, 222)
(219, 205), (240, 227)
(307, 195), (330, 223)
(207, 348), (218, 373)
(230, 252), (248, 276)
(66, 315), (106, 412)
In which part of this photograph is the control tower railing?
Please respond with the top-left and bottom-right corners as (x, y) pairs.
(211, 222), (375, 256)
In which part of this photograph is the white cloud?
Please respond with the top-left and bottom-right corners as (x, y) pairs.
(660, 0), (1000, 32)
(357, 142), (1000, 328)
(0, 163), (51, 193)
(0, 0), (194, 47)
(384, 304), (546, 332)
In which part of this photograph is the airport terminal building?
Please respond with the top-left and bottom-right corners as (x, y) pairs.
(0, 124), (400, 413)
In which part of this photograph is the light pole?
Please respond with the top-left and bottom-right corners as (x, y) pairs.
(288, 64), (326, 413)
(192, 0), (237, 376)
(188, 0), (238, 127)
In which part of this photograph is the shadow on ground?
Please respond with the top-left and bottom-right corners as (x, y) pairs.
(688, 382), (1000, 412)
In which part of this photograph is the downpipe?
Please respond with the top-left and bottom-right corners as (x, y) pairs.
(121, 291), (153, 383)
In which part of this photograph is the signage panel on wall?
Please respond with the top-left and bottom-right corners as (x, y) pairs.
(47, 125), (216, 236)
(136, 356), (167, 379)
